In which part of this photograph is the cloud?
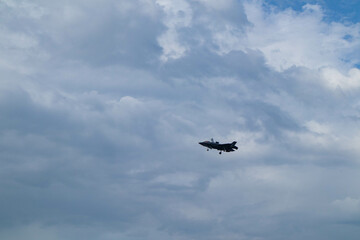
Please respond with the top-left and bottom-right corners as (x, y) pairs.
(156, 0), (192, 61)
(242, 1), (360, 71)
(333, 197), (360, 213)
(1, 0), (360, 239)
(321, 67), (360, 90)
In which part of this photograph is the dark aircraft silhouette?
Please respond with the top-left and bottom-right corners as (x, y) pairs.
(199, 138), (238, 154)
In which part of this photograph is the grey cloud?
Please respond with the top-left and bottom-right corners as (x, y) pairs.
(1, 0), (164, 68)
(1, 0), (360, 239)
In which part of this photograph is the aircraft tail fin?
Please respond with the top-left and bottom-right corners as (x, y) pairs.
(231, 141), (238, 150)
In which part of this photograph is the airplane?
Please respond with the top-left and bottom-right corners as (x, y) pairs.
(199, 138), (238, 154)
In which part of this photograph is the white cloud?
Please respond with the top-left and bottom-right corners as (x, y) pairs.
(333, 197), (360, 213)
(241, 1), (360, 71)
(0, 224), (60, 240)
(156, 0), (192, 61)
(305, 120), (331, 135)
(2, 0), (46, 19)
(195, 0), (234, 11)
(157, 29), (189, 61)
(170, 202), (213, 221)
(321, 67), (360, 90)
(152, 172), (199, 187)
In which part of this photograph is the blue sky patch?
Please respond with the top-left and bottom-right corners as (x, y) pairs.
(266, 0), (360, 23)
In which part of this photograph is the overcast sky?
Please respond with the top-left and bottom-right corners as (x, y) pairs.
(1, 0), (360, 239)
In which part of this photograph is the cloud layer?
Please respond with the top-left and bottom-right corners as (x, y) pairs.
(1, 0), (360, 239)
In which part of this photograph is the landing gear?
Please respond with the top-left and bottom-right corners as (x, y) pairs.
(207, 149), (209, 151)
(219, 151), (222, 154)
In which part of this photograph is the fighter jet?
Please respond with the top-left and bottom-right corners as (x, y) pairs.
(199, 138), (238, 154)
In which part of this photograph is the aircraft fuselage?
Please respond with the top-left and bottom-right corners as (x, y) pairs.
(199, 139), (238, 154)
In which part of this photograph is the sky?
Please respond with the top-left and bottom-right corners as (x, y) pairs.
(1, 0), (360, 239)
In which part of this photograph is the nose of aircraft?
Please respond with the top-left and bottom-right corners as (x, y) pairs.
(199, 141), (204, 146)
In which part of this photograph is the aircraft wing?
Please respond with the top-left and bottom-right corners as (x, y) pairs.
(220, 143), (232, 147)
